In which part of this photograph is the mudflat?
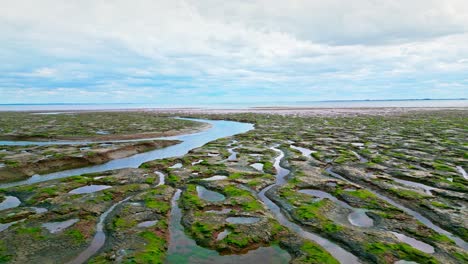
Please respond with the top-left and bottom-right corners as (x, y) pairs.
(0, 109), (467, 264)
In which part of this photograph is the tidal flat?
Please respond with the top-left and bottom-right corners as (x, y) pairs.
(0, 109), (467, 264)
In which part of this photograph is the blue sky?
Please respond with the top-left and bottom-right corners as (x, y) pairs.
(1, 0), (468, 105)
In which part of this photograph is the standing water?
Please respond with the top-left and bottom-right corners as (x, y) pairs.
(0, 118), (254, 188)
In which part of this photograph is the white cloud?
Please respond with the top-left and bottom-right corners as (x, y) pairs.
(0, 0), (467, 103)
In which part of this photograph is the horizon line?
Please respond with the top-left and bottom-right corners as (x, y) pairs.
(1, 98), (467, 105)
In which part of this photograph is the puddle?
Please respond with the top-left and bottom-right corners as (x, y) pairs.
(169, 163), (183, 169)
(0, 196), (21, 211)
(250, 163), (264, 172)
(351, 151), (368, 163)
(392, 178), (435, 195)
(69, 185), (111, 194)
(456, 166), (467, 180)
(137, 220), (158, 228)
(391, 232), (434, 254)
(0, 163), (5, 168)
(226, 217), (261, 224)
(196, 186), (225, 202)
(207, 153), (219, 157)
(216, 229), (231, 240)
(96, 130), (110, 135)
(42, 219), (79, 233)
(31, 207), (48, 214)
(348, 209), (374, 227)
(0, 221), (17, 232)
(206, 208), (232, 214)
(227, 148), (237, 161)
(395, 261), (419, 264)
(290, 145), (314, 158)
(202, 175), (228, 181)
(79, 147), (91, 151)
(191, 160), (203, 165)
(299, 189), (350, 208)
(154, 171), (165, 186)
(167, 189), (291, 263)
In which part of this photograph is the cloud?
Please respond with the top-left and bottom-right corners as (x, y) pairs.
(0, 0), (467, 104)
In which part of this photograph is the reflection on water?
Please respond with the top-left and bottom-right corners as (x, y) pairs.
(206, 208), (232, 214)
(169, 163), (183, 169)
(196, 186), (226, 202)
(395, 260), (419, 264)
(137, 220), (158, 228)
(250, 163), (264, 172)
(456, 166), (467, 180)
(290, 145), (314, 158)
(348, 209), (373, 228)
(0, 196), (21, 211)
(202, 175), (228, 181)
(391, 232), (434, 254)
(42, 219), (79, 234)
(392, 178), (435, 195)
(69, 185), (111, 194)
(155, 171), (165, 186)
(226, 217), (261, 224)
(216, 229), (230, 241)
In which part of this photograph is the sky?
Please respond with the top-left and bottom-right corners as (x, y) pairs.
(1, 0), (468, 105)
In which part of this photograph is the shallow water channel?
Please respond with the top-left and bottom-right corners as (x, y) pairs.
(258, 146), (361, 264)
(0, 118), (254, 188)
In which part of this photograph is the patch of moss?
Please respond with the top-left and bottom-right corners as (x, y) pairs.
(180, 185), (203, 209)
(366, 242), (438, 264)
(295, 200), (327, 220)
(167, 174), (180, 185)
(113, 217), (136, 230)
(132, 231), (167, 263)
(145, 200), (170, 214)
(430, 201), (451, 209)
(224, 232), (251, 248)
(65, 229), (85, 244)
(16, 227), (44, 240)
(432, 162), (456, 172)
(299, 241), (339, 264)
(388, 188), (428, 200)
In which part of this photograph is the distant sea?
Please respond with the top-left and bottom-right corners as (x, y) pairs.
(0, 99), (467, 111)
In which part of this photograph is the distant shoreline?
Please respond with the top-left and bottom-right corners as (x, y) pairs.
(0, 106), (466, 118)
(0, 98), (467, 112)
